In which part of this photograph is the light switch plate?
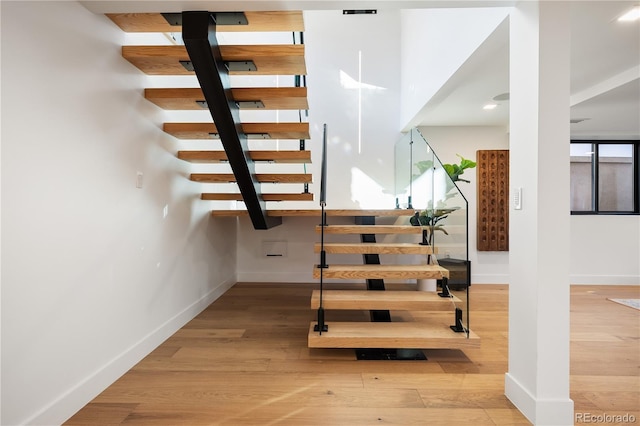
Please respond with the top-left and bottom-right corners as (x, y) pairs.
(514, 187), (522, 210)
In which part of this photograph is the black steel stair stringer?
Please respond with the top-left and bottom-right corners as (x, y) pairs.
(355, 216), (391, 322)
(181, 11), (281, 230)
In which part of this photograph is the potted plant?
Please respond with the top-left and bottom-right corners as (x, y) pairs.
(410, 154), (476, 239)
(410, 155), (476, 291)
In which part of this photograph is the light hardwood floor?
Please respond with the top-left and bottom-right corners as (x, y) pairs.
(66, 284), (639, 425)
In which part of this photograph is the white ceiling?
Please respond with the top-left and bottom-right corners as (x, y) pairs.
(84, 0), (640, 138)
(418, 1), (640, 139)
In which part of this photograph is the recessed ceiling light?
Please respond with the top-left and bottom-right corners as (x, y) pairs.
(483, 103), (498, 110)
(618, 6), (640, 22)
(493, 93), (510, 101)
(570, 118), (590, 124)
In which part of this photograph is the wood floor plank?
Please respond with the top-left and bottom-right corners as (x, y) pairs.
(65, 283), (639, 426)
(125, 406), (499, 426)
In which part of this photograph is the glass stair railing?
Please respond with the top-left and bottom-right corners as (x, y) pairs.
(394, 128), (472, 337)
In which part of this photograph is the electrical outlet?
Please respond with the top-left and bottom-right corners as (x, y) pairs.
(136, 171), (143, 189)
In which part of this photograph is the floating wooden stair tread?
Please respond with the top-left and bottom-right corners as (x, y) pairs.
(122, 45), (306, 75)
(315, 243), (434, 255)
(191, 173), (312, 184)
(316, 225), (422, 234)
(211, 209), (417, 217)
(107, 11), (304, 33)
(145, 87), (308, 110)
(202, 193), (313, 201)
(307, 322), (479, 349)
(178, 150), (311, 164)
(165, 122), (309, 140)
(313, 264), (449, 280)
(311, 290), (459, 311)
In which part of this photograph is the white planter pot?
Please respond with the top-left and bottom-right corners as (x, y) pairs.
(417, 278), (437, 292)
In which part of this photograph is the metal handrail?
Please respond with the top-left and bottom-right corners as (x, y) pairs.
(314, 124), (328, 334)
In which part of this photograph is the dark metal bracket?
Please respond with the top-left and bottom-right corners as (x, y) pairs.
(356, 349), (426, 361)
(161, 13), (182, 26)
(236, 100), (265, 109)
(212, 12), (248, 26)
(226, 60), (256, 72)
(450, 307), (465, 333)
(162, 12), (248, 26)
(179, 60), (194, 71)
(355, 216), (391, 323)
(182, 11), (280, 229)
(438, 278), (451, 298)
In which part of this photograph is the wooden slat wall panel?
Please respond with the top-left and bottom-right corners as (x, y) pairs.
(476, 150), (509, 251)
(107, 11), (305, 33)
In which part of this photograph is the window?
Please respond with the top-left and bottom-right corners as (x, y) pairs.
(570, 140), (639, 214)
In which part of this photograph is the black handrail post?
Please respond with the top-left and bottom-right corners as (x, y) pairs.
(314, 124), (329, 334)
(181, 11), (281, 230)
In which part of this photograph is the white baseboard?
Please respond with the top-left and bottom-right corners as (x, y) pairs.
(570, 274), (640, 285)
(237, 271), (314, 283)
(27, 276), (237, 426)
(505, 373), (574, 425)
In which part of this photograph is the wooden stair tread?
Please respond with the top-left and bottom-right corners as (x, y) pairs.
(210, 209), (417, 217)
(145, 87), (308, 110)
(178, 150), (311, 164)
(307, 322), (480, 349)
(202, 193), (313, 201)
(311, 290), (459, 310)
(164, 122), (309, 140)
(316, 225), (421, 234)
(313, 264), (449, 280)
(107, 11), (304, 33)
(122, 45), (306, 76)
(315, 242), (434, 255)
(191, 173), (312, 184)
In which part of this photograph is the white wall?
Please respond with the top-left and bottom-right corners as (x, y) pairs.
(237, 9), (404, 281)
(304, 9), (402, 209)
(418, 126), (510, 284)
(1, 2), (237, 424)
(399, 8), (510, 130)
(418, 126), (640, 285)
(571, 216), (640, 284)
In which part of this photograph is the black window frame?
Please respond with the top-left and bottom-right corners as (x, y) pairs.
(570, 140), (640, 215)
